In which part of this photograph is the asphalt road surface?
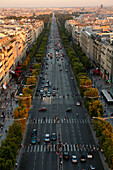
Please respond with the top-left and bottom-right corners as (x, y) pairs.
(18, 16), (105, 170)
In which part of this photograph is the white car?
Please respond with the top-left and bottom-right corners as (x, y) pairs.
(44, 134), (50, 142)
(71, 77), (74, 80)
(71, 155), (78, 163)
(76, 102), (81, 106)
(87, 152), (93, 159)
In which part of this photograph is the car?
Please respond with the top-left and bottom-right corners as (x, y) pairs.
(111, 113), (113, 116)
(63, 152), (69, 160)
(76, 102), (81, 106)
(80, 155), (86, 162)
(87, 152), (93, 159)
(59, 68), (62, 71)
(89, 165), (96, 170)
(45, 83), (48, 87)
(47, 92), (51, 97)
(52, 91), (56, 96)
(31, 136), (37, 145)
(65, 69), (68, 72)
(66, 108), (72, 112)
(51, 133), (57, 141)
(31, 129), (37, 137)
(39, 75), (42, 78)
(35, 92), (39, 96)
(71, 77), (74, 80)
(39, 107), (47, 111)
(44, 134), (50, 142)
(53, 86), (56, 90)
(71, 155), (78, 163)
(43, 93), (46, 97)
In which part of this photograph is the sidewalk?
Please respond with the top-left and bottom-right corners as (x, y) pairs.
(89, 68), (113, 127)
(0, 79), (19, 146)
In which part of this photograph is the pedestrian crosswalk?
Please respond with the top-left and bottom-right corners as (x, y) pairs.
(24, 144), (97, 153)
(31, 118), (89, 124)
(37, 95), (81, 99)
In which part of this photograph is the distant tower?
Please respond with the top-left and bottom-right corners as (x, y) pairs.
(100, 4), (103, 9)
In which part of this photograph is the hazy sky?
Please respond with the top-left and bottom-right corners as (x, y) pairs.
(0, 0), (113, 7)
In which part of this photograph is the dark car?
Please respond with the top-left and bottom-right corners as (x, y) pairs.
(31, 136), (37, 145)
(89, 165), (96, 170)
(66, 108), (72, 112)
(80, 155), (86, 162)
(63, 152), (69, 160)
(31, 129), (37, 137)
(51, 133), (57, 141)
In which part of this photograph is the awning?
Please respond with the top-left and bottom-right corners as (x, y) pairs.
(93, 70), (102, 76)
(16, 66), (22, 70)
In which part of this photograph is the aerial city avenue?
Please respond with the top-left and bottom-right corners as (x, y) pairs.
(0, 2), (113, 170)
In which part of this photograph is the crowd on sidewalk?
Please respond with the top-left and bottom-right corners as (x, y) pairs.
(0, 78), (19, 145)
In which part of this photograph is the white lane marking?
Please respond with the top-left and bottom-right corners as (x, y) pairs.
(72, 119), (74, 123)
(34, 145), (36, 152)
(40, 145), (43, 152)
(37, 145), (39, 152)
(73, 144), (76, 151)
(30, 145), (33, 152)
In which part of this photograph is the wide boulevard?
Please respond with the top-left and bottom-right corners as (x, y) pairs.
(18, 16), (105, 170)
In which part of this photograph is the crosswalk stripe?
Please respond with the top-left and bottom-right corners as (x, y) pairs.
(67, 119), (69, 123)
(61, 119), (63, 123)
(37, 145), (39, 152)
(40, 119), (43, 124)
(74, 119), (76, 123)
(34, 145), (36, 152)
(77, 147), (79, 151)
(69, 119), (71, 123)
(50, 146), (53, 152)
(48, 119), (50, 123)
(73, 144), (76, 151)
(53, 144), (55, 152)
(70, 144), (73, 151)
(67, 145), (69, 152)
(40, 145), (43, 152)
(30, 146), (33, 152)
(72, 119), (74, 123)
(46, 119), (47, 123)
(64, 145), (66, 151)
(44, 145), (46, 152)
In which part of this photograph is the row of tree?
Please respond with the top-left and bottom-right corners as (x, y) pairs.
(57, 16), (113, 169)
(0, 17), (51, 170)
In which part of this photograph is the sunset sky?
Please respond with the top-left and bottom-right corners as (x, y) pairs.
(0, 0), (113, 7)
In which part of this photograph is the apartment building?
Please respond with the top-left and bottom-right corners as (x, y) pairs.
(0, 19), (44, 88)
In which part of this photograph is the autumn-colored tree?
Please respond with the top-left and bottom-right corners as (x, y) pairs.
(22, 87), (33, 98)
(27, 77), (37, 87)
(84, 88), (99, 99)
(88, 100), (103, 117)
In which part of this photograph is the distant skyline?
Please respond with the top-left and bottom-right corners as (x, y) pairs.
(0, 0), (113, 8)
